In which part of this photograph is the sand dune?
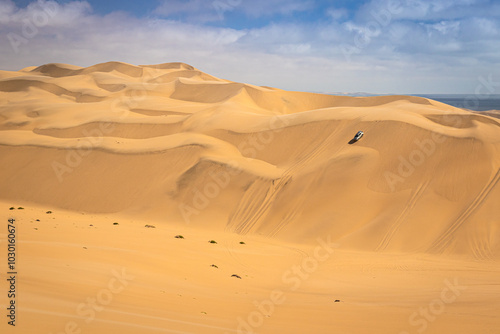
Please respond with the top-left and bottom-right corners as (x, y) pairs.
(0, 62), (499, 334)
(1, 61), (498, 256)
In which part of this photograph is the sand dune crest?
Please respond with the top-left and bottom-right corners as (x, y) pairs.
(1, 61), (500, 334)
(0, 61), (499, 258)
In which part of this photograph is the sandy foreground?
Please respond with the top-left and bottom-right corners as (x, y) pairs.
(0, 62), (499, 333)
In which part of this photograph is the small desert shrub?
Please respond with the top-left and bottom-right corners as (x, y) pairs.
(9, 207), (15, 210)
(18, 207), (24, 210)
(208, 240), (217, 244)
(144, 224), (156, 228)
(239, 241), (245, 244)
(46, 211), (52, 214)
(175, 235), (184, 239)
(113, 222), (119, 225)
(210, 264), (218, 268)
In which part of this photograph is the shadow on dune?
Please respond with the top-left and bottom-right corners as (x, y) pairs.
(348, 138), (358, 145)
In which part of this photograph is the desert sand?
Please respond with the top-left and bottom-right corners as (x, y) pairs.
(0, 62), (499, 334)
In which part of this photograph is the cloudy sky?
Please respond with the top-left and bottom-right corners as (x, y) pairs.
(1, 0), (499, 94)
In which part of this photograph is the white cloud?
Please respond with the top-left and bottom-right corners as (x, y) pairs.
(0, 2), (247, 70)
(0, 0), (499, 94)
(154, 0), (221, 22)
(238, 0), (314, 17)
(327, 8), (348, 21)
(0, 0), (15, 24)
(275, 43), (311, 54)
(462, 17), (500, 37)
(4, 0), (92, 27)
(357, 0), (500, 22)
(153, 0), (314, 22)
(428, 21), (460, 35)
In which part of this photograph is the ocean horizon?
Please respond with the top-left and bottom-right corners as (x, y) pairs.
(414, 94), (500, 112)
(331, 93), (500, 112)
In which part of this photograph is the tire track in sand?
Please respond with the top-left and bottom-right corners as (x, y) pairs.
(225, 122), (348, 236)
(469, 223), (493, 260)
(428, 168), (500, 254)
(266, 170), (324, 238)
(376, 181), (430, 252)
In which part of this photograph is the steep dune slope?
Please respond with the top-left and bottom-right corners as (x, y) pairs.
(0, 61), (499, 258)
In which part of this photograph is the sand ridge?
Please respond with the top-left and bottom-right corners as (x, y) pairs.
(0, 61), (499, 334)
(1, 61), (499, 256)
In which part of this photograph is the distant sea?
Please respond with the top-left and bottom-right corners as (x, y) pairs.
(413, 94), (500, 111)
(330, 93), (500, 111)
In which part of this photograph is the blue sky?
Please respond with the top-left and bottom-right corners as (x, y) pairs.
(1, 0), (500, 94)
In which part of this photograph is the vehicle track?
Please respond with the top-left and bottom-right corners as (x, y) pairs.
(470, 225), (493, 260)
(266, 170), (324, 238)
(376, 181), (430, 252)
(225, 122), (348, 236)
(428, 168), (500, 254)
